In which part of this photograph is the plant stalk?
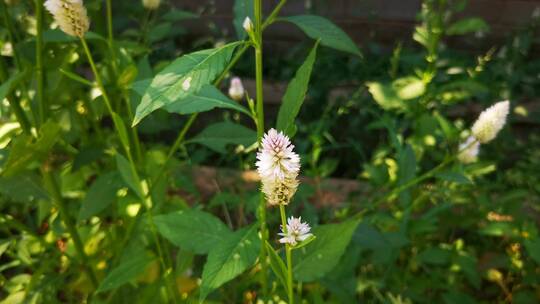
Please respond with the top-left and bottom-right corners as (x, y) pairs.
(279, 205), (294, 304)
(35, 0), (46, 126)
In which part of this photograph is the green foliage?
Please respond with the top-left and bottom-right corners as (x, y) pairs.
(189, 121), (257, 153)
(199, 225), (260, 301)
(133, 42), (243, 125)
(154, 209), (232, 254)
(277, 41), (319, 136)
(283, 15), (361, 56)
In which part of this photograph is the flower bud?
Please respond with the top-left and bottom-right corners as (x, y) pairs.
(228, 77), (245, 101)
(243, 17), (253, 33)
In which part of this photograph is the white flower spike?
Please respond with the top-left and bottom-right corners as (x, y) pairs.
(228, 77), (245, 101)
(142, 0), (160, 10)
(44, 0), (89, 38)
(458, 136), (480, 164)
(279, 217), (313, 246)
(256, 129), (301, 206)
(243, 17), (253, 33)
(471, 101), (510, 143)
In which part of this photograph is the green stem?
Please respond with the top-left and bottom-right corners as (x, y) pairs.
(253, 0), (270, 297)
(262, 0), (287, 30)
(42, 167), (99, 288)
(279, 205), (294, 304)
(0, 58), (31, 134)
(105, 0), (118, 74)
(35, 0), (46, 126)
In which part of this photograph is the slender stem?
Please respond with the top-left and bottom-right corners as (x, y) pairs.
(35, 0), (46, 126)
(253, 0), (270, 297)
(0, 58), (31, 133)
(42, 167), (99, 288)
(279, 205), (294, 304)
(357, 138), (480, 217)
(262, 0), (287, 30)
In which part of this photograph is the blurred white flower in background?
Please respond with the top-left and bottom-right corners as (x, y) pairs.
(256, 129), (300, 205)
(458, 136), (480, 164)
(142, 0), (160, 10)
(44, 0), (89, 37)
(278, 217), (312, 246)
(471, 100), (510, 143)
(228, 77), (245, 101)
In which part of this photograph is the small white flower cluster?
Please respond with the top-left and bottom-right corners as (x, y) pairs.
(256, 129), (300, 206)
(228, 77), (245, 101)
(142, 0), (160, 10)
(458, 100), (510, 164)
(44, 0), (89, 38)
(279, 217), (312, 246)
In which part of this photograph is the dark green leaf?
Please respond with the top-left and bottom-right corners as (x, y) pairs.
(190, 121), (256, 153)
(0, 70), (28, 102)
(436, 171), (473, 185)
(154, 209), (232, 254)
(0, 173), (49, 203)
(200, 225), (260, 301)
(78, 172), (124, 221)
(97, 254), (154, 293)
(418, 247), (451, 265)
(447, 18), (489, 35)
(115, 154), (144, 200)
(293, 220), (359, 282)
(265, 241), (288, 289)
(162, 9), (198, 22)
(283, 15), (360, 56)
(276, 41), (319, 136)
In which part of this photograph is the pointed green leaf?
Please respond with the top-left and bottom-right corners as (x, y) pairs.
(283, 15), (360, 56)
(200, 225), (260, 302)
(164, 84), (251, 116)
(265, 241), (288, 289)
(115, 154), (144, 200)
(293, 220), (359, 282)
(97, 254), (155, 293)
(189, 121), (256, 153)
(133, 42), (242, 125)
(0, 70), (28, 102)
(78, 171), (125, 221)
(0, 173), (49, 203)
(276, 41), (319, 136)
(154, 209), (233, 254)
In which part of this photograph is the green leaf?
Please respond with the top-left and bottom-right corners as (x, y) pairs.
(164, 84), (250, 116)
(394, 76), (426, 100)
(42, 29), (105, 43)
(233, 0), (254, 39)
(162, 9), (198, 22)
(0, 173), (49, 203)
(265, 241), (288, 289)
(283, 15), (361, 56)
(200, 225), (260, 302)
(111, 113), (130, 152)
(366, 81), (406, 111)
(115, 154), (144, 200)
(276, 41), (319, 136)
(1, 121), (60, 177)
(78, 171), (124, 221)
(447, 18), (489, 35)
(154, 209), (232, 254)
(397, 145), (416, 185)
(436, 171), (473, 185)
(133, 42), (242, 125)
(190, 121), (256, 153)
(293, 220), (359, 282)
(525, 239), (540, 265)
(418, 247), (451, 265)
(97, 254), (155, 293)
(0, 70), (28, 102)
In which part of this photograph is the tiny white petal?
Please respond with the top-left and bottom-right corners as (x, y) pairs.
(243, 17), (253, 33)
(458, 136), (480, 164)
(278, 216), (312, 246)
